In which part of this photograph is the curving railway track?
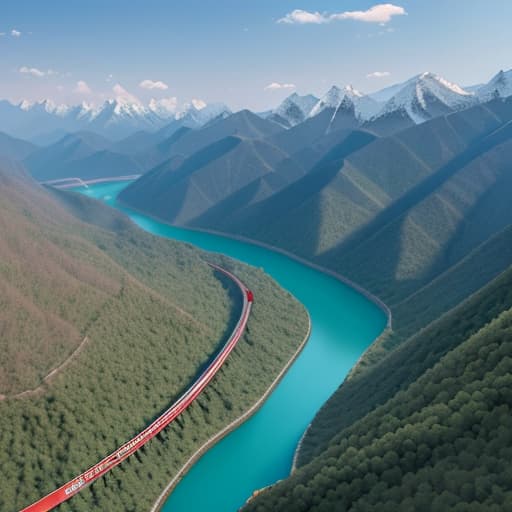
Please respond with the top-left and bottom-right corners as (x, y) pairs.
(20, 263), (253, 512)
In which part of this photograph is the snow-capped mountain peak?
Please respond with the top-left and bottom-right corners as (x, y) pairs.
(175, 102), (232, 127)
(268, 92), (319, 127)
(309, 86), (344, 117)
(148, 97), (178, 119)
(18, 98), (75, 117)
(309, 85), (379, 121)
(262, 93), (318, 128)
(477, 69), (512, 102)
(276, 92), (318, 116)
(374, 72), (475, 124)
(343, 84), (364, 99)
(19, 99), (34, 111)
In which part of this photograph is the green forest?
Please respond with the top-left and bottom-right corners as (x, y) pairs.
(0, 167), (309, 511)
(244, 265), (512, 511)
(114, 96), (512, 511)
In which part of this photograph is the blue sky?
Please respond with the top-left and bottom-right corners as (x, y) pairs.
(1, 0), (511, 110)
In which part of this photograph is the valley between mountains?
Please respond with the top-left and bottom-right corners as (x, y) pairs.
(2, 65), (512, 511)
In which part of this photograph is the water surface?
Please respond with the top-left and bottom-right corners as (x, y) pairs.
(79, 182), (386, 511)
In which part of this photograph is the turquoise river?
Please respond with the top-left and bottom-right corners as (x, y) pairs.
(79, 181), (387, 512)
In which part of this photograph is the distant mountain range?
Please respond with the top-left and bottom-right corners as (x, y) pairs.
(0, 66), (508, 192)
(0, 69), (510, 145)
(113, 68), (512, 512)
(0, 96), (231, 142)
(3, 65), (512, 512)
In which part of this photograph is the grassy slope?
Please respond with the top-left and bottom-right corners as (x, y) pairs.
(244, 265), (512, 512)
(0, 168), (309, 511)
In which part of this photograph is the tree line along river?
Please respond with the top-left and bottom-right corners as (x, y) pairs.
(78, 181), (386, 512)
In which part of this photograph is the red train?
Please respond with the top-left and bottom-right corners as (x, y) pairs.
(20, 264), (253, 512)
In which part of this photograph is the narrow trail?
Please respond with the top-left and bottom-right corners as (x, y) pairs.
(0, 335), (90, 402)
(19, 263), (253, 512)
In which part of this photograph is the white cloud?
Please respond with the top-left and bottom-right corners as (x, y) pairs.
(113, 83), (141, 104)
(19, 66), (46, 78)
(264, 82), (296, 91)
(11, 29), (21, 37)
(332, 4), (406, 23)
(278, 4), (406, 25)
(367, 71), (391, 78)
(19, 66), (57, 78)
(74, 80), (92, 95)
(106, 74), (113, 82)
(139, 79), (169, 90)
(278, 10), (327, 24)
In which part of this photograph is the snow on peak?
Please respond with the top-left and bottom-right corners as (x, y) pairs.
(375, 72), (475, 124)
(149, 97), (178, 119)
(176, 101), (232, 127)
(343, 84), (364, 99)
(309, 86), (344, 117)
(18, 98), (72, 116)
(99, 98), (149, 119)
(278, 92), (318, 115)
(271, 92), (319, 126)
(477, 69), (512, 102)
(309, 85), (379, 120)
(191, 98), (207, 110)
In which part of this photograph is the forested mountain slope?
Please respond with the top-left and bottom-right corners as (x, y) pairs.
(0, 163), (308, 511)
(119, 96), (512, 377)
(120, 135), (306, 225)
(190, 98), (512, 356)
(133, 109), (284, 171)
(117, 97), (512, 511)
(244, 265), (512, 512)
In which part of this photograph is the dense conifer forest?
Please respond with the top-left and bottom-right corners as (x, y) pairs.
(0, 166), (308, 511)
(244, 266), (512, 511)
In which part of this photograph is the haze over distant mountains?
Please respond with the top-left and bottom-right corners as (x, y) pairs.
(0, 66), (509, 188)
(0, 69), (511, 145)
(0, 96), (232, 143)
(3, 61), (512, 512)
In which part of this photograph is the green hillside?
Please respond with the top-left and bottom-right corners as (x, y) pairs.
(244, 265), (512, 511)
(118, 97), (512, 511)
(184, 99), (512, 361)
(0, 164), (308, 511)
(134, 109), (284, 171)
(120, 135), (308, 225)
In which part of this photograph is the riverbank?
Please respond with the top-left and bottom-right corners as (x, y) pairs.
(149, 314), (312, 512)
(114, 199), (394, 501)
(43, 175), (141, 189)
(72, 181), (387, 511)
(116, 198), (392, 329)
